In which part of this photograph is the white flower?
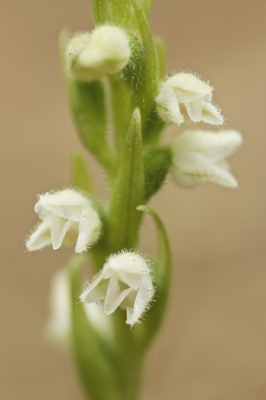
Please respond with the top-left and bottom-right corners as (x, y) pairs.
(26, 189), (101, 253)
(66, 26), (131, 82)
(45, 267), (111, 348)
(80, 251), (155, 326)
(156, 73), (223, 126)
(171, 129), (243, 188)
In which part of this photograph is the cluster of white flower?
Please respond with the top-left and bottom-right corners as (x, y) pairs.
(26, 189), (154, 327)
(26, 26), (243, 335)
(155, 72), (243, 188)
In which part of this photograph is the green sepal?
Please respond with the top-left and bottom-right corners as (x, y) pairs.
(143, 146), (172, 200)
(108, 74), (132, 155)
(129, 1), (159, 121)
(108, 108), (144, 252)
(68, 256), (121, 400)
(72, 153), (95, 195)
(92, 0), (111, 25)
(136, 205), (172, 346)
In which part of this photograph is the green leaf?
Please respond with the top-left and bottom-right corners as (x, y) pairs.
(69, 257), (121, 400)
(108, 108), (144, 252)
(72, 153), (95, 194)
(136, 205), (172, 345)
(92, 0), (111, 25)
(143, 146), (172, 200)
(66, 78), (116, 176)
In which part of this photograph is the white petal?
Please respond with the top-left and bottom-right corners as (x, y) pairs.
(80, 271), (106, 304)
(173, 130), (243, 161)
(165, 73), (212, 102)
(172, 151), (238, 188)
(26, 220), (52, 251)
(156, 88), (184, 125)
(50, 216), (74, 250)
(103, 252), (148, 289)
(126, 275), (154, 326)
(75, 205), (101, 253)
(185, 99), (203, 122)
(78, 25), (131, 74)
(104, 275), (133, 315)
(39, 188), (88, 207)
(201, 102), (224, 125)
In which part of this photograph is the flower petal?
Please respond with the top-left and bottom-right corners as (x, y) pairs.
(26, 220), (52, 251)
(165, 73), (212, 102)
(104, 274), (133, 315)
(185, 99), (203, 122)
(172, 151), (238, 188)
(80, 271), (107, 304)
(156, 88), (184, 125)
(75, 205), (101, 253)
(201, 102), (224, 125)
(126, 275), (154, 326)
(50, 217), (74, 250)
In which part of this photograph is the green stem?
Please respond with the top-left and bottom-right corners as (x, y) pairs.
(112, 310), (144, 400)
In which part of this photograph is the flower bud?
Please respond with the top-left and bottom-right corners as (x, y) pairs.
(156, 73), (223, 126)
(66, 26), (131, 82)
(80, 251), (155, 326)
(170, 129), (243, 188)
(26, 188), (101, 253)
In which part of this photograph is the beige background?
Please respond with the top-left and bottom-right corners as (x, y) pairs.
(1, 1), (266, 399)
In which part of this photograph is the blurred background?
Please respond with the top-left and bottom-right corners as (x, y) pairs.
(1, 0), (266, 399)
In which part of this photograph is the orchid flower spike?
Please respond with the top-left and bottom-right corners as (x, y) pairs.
(26, 189), (101, 253)
(80, 251), (155, 326)
(156, 72), (224, 126)
(170, 129), (243, 188)
(66, 25), (131, 82)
